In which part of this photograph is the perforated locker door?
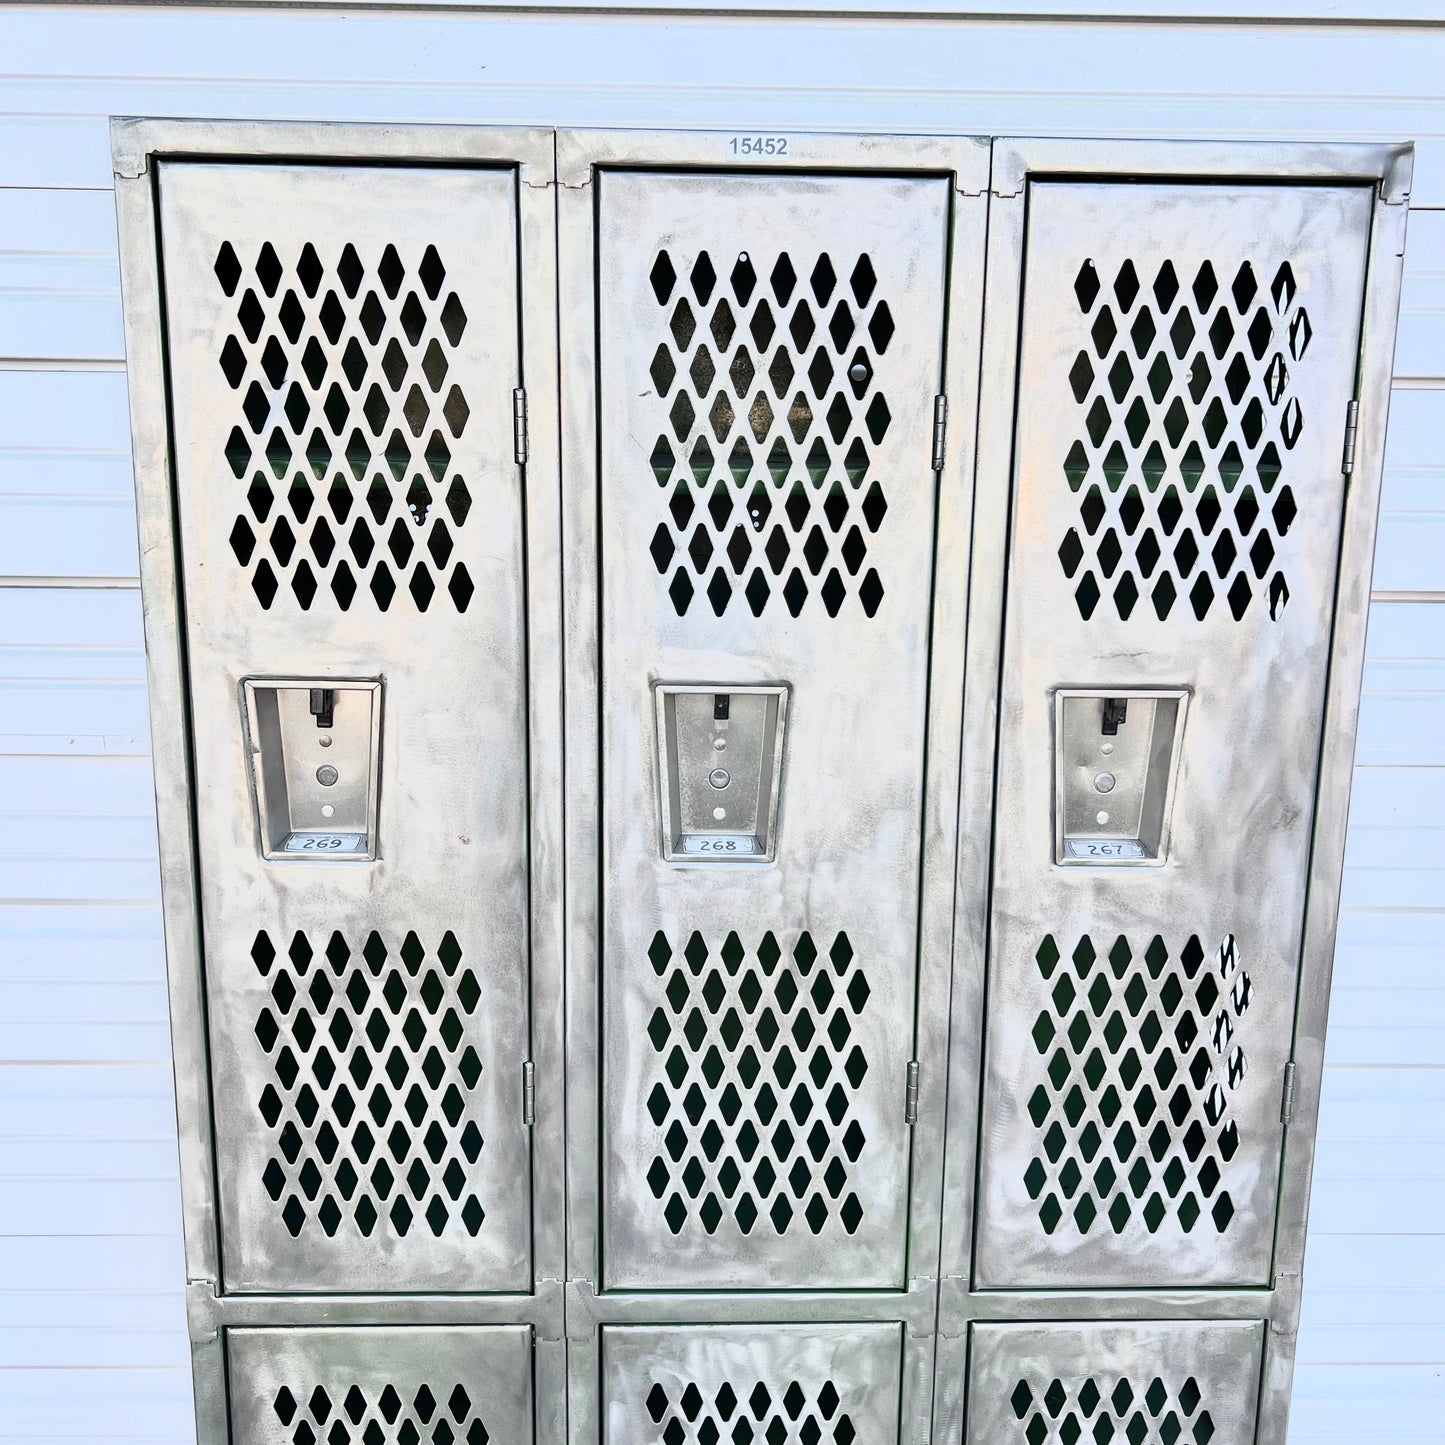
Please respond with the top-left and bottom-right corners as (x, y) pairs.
(598, 173), (949, 1288)
(158, 164), (532, 1291)
(975, 183), (1372, 1288)
(966, 1321), (1264, 1445)
(227, 1327), (532, 1445)
(603, 1325), (902, 1445)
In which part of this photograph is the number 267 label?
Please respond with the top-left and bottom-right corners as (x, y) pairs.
(1064, 838), (1146, 861)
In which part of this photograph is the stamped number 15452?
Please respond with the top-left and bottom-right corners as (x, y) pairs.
(729, 136), (790, 157)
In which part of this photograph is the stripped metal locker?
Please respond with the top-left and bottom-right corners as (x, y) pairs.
(115, 121), (1409, 1445)
(114, 123), (565, 1445)
(558, 129), (989, 1445)
(937, 140), (1410, 1445)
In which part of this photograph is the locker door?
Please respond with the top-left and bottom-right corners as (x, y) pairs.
(966, 1321), (1264, 1445)
(603, 1325), (903, 1445)
(227, 1327), (533, 1445)
(975, 182), (1373, 1288)
(597, 172), (951, 1289)
(158, 163), (533, 1291)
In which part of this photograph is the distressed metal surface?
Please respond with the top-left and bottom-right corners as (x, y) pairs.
(975, 182), (1373, 1289)
(596, 171), (950, 1289)
(966, 1321), (1264, 1445)
(227, 1326), (533, 1445)
(158, 162), (532, 1291)
(603, 1324), (903, 1445)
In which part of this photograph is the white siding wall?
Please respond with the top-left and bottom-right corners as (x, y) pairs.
(0, 8), (1440, 1441)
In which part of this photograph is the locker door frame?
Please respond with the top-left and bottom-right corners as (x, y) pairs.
(934, 137), (1410, 1445)
(555, 127), (989, 1445)
(112, 118), (565, 1445)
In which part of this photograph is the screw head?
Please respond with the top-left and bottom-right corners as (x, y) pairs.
(848, 362), (869, 384)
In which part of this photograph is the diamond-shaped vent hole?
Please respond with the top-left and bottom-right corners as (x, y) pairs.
(215, 240), (477, 613)
(643, 929), (869, 1240)
(646, 248), (894, 619)
(1006, 1372), (1215, 1445)
(1060, 250), (1308, 622)
(1022, 931), (1249, 1244)
(270, 1378), (493, 1445)
(249, 928), (488, 1242)
(645, 1377), (857, 1445)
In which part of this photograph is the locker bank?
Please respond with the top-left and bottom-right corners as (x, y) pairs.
(107, 114), (1410, 1445)
(8, 8), (1433, 1433)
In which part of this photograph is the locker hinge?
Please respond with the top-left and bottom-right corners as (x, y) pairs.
(1280, 1060), (1298, 1126)
(522, 1060), (536, 1126)
(1341, 399), (1359, 476)
(513, 386), (529, 465)
(904, 1060), (920, 1124)
(931, 396), (948, 471)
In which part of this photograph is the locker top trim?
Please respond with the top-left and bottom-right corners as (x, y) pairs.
(556, 126), (991, 192)
(989, 136), (1412, 201)
(110, 116), (556, 182)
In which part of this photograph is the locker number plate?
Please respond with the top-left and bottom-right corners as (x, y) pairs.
(1063, 838), (1147, 861)
(281, 832), (368, 855)
(680, 834), (761, 856)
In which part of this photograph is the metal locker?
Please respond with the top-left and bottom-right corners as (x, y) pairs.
(227, 1327), (533, 1445)
(118, 124), (566, 1444)
(966, 1322), (1264, 1445)
(116, 120), (1410, 1445)
(602, 1325), (903, 1445)
(974, 180), (1374, 1290)
(595, 170), (950, 1290)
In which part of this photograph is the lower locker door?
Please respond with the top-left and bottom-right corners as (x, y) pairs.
(966, 1322), (1264, 1445)
(603, 1325), (903, 1445)
(227, 1327), (533, 1445)
(595, 171), (951, 1289)
(157, 162), (534, 1291)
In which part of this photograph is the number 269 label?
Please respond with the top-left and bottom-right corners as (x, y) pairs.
(282, 832), (366, 855)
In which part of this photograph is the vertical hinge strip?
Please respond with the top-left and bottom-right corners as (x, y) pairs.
(513, 386), (529, 466)
(904, 1060), (920, 1125)
(1341, 398), (1359, 476)
(931, 396), (948, 472)
(522, 1060), (536, 1126)
(1280, 1060), (1298, 1126)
